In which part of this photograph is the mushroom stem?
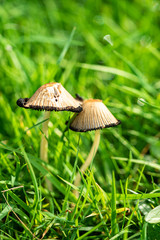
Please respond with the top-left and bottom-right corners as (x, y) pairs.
(40, 111), (50, 162)
(40, 111), (53, 192)
(73, 129), (101, 198)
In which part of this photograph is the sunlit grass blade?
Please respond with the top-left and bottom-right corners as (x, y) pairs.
(111, 171), (119, 237)
(25, 118), (50, 132)
(19, 146), (39, 208)
(57, 27), (76, 65)
(106, 192), (160, 201)
(75, 62), (139, 83)
(112, 156), (160, 171)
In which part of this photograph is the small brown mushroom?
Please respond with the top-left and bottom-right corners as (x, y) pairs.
(17, 82), (82, 112)
(17, 82), (82, 191)
(69, 99), (121, 197)
(70, 99), (120, 132)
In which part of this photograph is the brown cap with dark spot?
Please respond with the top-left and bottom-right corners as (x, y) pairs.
(69, 99), (121, 132)
(16, 82), (82, 112)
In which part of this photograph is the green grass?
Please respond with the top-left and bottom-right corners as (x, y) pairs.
(0, 0), (160, 239)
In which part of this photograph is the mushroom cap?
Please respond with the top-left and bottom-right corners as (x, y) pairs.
(17, 82), (82, 112)
(69, 99), (121, 132)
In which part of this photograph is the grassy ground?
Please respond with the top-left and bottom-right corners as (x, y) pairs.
(0, 0), (160, 239)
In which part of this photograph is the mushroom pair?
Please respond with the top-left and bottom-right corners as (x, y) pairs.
(17, 82), (121, 196)
(17, 82), (82, 190)
(68, 99), (121, 197)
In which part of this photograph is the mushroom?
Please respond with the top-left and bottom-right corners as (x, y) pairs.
(69, 99), (121, 197)
(17, 82), (82, 190)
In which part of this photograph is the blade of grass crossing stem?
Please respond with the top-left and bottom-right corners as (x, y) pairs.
(111, 171), (119, 237)
(25, 118), (50, 132)
(20, 146), (39, 208)
(13, 118), (50, 147)
(57, 27), (76, 65)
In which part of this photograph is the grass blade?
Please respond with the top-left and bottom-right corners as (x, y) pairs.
(75, 62), (139, 83)
(111, 171), (119, 237)
(57, 27), (76, 65)
(20, 146), (39, 208)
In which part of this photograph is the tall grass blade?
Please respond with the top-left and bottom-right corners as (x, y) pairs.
(111, 171), (119, 237)
(57, 27), (76, 65)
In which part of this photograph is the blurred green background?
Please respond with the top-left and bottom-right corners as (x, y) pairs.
(0, 0), (160, 239)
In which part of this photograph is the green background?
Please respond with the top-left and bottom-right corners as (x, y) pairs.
(0, 0), (160, 239)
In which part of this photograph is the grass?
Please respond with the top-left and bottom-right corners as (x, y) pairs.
(0, 0), (160, 239)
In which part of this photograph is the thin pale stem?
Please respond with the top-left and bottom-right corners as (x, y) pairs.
(40, 111), (50, 162)
(73, 129), (101, 198)
(40, 111), (53, 192)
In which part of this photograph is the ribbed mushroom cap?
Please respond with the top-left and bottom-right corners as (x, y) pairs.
(17, 82), (82, 112)
(69, 99), (121, 132)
